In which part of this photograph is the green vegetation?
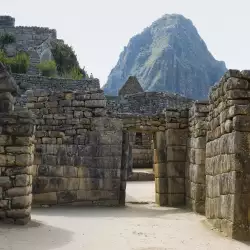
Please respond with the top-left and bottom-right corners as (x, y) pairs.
(9, 52), (30, 74)
(62, 66), (83, 80)
(51, 41), (87, 79)
(0, 50), (29, 74)
(0, 33), (29, 74)
(37, 60), (57, 77)
(0, 33), (16, 50)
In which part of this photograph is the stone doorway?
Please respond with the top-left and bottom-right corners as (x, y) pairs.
(119, 110), (189, 207)
(128, 131), (154, 182)
(119, 114), (167, 206)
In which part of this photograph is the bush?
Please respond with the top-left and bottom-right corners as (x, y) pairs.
(0, 50), (8, 64)
(8, 52), (30, 74)
(69, 67), (83, 80)
(0, 33), (16, 49)
(0, 50), (29, 74)
(51, 41), (79, 75)
(37, 60), (57, 77)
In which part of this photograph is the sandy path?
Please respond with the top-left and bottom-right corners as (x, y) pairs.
(0, 182), (249, 250)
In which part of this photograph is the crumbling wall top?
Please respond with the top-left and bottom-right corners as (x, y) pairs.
(0, 16), (15, 28)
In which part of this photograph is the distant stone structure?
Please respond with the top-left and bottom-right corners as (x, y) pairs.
(0, 16), (57, 75)
(0, 17), (249, 242)
(118, 76), (143, 97)
(108, 77), (193, 171)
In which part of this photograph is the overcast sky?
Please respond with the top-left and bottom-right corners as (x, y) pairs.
(2, 0), (250, 86)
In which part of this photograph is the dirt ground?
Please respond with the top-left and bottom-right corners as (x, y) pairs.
(0, 182), (249, 250)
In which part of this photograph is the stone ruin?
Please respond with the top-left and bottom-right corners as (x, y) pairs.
(0, 16), (249, 241)
(0, 58), (250, 240)
(0, 16), (60, 75)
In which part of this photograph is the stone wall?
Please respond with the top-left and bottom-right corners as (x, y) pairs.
(0, 15), (57, 52)
(26, 89), (123, 206)
(0, 16), (15, 28)
(186, 101), (208, 214)
(0, 63), (35, 225)
(13, 74), (100, 96)
(206, 70), (250, 240)
(107, 92), (193, 115)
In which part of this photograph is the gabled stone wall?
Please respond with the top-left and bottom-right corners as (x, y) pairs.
(26, 89), (123, 206)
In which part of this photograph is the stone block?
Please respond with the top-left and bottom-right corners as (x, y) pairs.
(33, 192), (57, 205)
(15, 136), (35, 146)
(0, 200), (8, 209)
(154, 163), (167, 178)
(167, 146), (186, 162)
(167, 162), (185, 178)
(168, 177), (185, 194)
(15, 174), (31, 187)
(233, 115), (250, 132)
(155, 193), (168, 206)
(11, 194), (32, 209)
(3, 166), (33, 176)
(168, 193), (185, 206)
(0, 135), (12, 146)
(103, 178), (120, 190)
(64, 166), (78, 177)
(220, 219), (233, 238)
(85, 100), (106, 108)
(5, 145), (34, 154)
(189, 148), (205, 165)
(57, 191), (77, 203)
(153, 149), (166, 164)
(155, 178), (168, 193)
(79, 178), (100, 190)
(0, 176), (11, 188)
(155, 131), (165, 149)
(72, 100), (85, 107)
(189, 164), (205, 184)
(212, 175), (221, 198)
(6, 186), (32, 197)
(16, 154), (33, 167)
(190, 182), (205, 202)
(6, 207), (31, 219)
(38, 165), (64, 177)
(188, 137), (206, 149)
(33, 177), (67, 193)
(4, 124), (35, 136)
(220, 194), (234, 221)
(68, 178), (80, 190)
(0, 154), (7, 166)
(166, 129), (188, 146)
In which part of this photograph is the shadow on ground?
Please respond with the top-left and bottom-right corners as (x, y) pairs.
(32, 203), (192, 219)
(0, 220), (73, 250)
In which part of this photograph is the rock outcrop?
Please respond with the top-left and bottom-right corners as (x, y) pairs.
(103, 14), (227, 99)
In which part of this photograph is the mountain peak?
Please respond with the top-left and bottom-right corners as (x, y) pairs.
(103, 14), (227, 99)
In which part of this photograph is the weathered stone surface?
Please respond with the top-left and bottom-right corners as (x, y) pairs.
(15, 174), (31, 187)
(11, 194), (32, 208)
(155, 178), (168, 193)
(6, 186), (32, 197)
(33, 192), (57, 205)
(167, 146), (186, 162)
